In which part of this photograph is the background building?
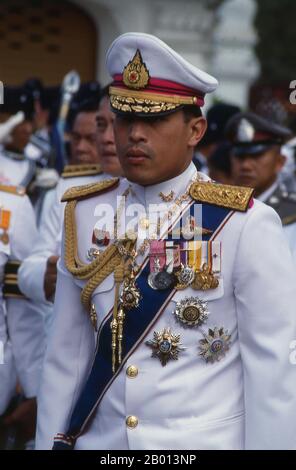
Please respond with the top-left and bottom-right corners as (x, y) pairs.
(0, 0), (259, 108)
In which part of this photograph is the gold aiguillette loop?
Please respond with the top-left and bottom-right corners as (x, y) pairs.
(111, 263), (125, 373)
(117, 305), (125, 365)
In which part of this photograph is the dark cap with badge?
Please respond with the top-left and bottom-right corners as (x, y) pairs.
(225, 111), (292, 157)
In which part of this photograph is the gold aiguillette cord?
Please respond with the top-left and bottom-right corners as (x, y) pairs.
(117, 305), (125, 366)
(111, 263), (125, 373)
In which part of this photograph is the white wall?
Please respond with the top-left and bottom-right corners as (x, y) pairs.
(71, 0), (259, 108)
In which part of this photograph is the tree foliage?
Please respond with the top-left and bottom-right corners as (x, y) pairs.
(254, 0), (296, 83)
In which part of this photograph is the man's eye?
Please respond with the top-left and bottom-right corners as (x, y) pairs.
(116, 115), (132, 124)
(148, 115), (168, 124)
(96, 120), (107, 130)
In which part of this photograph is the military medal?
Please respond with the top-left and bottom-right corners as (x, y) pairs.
(120, 271), (141, 310)
(90, 303), (98, 331)
(0, 231), (9, 245)
(148, 242), (176, 290)
(0, 209), (11, 245)
(92, 228), (110, 247)
(87, 247), (101, 261)
(174, 296), (209, 327)
(148, 256), (161, 290)
(175, 264), (195, 290)
(192, 263), (219, 291)
(146, 328), (185, 366)
(174, 241), (197, 289)
(199, 327), (231, 363)
(153, 270), (176, 290)
(148, 272), (158, 290)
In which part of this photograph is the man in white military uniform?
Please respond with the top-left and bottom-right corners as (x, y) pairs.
(36, 33), (296, 450)
(0, 185), (45, 448)
(18, 96), (122, 329)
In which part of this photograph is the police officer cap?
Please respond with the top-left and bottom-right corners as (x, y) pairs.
(201, 102), (240, 146)
(106, 32), (218, 117)
(66, 81), (101, 130)
(2, 86), (34, 120)
(225, 111), (292, 157)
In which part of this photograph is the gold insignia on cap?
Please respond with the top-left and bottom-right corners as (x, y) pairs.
(237, 118), (255, 142)
(123, 49), (150, 90)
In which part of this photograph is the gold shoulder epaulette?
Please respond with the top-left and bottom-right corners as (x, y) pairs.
(61, 177), (120, 202)
(190, 181), (254, 212)
(0, 184), (26, 197)
(61, 164), (103, 179)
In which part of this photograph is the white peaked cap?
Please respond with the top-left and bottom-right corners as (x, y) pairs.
(106, 32), (218, 116)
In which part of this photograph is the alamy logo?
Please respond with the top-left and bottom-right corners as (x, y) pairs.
(289, 80), (296, 105)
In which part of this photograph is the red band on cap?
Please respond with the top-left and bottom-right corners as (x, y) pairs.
(113, 74), (205, 106)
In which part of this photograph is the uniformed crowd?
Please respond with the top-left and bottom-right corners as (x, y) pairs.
(0, 32), (296, 450)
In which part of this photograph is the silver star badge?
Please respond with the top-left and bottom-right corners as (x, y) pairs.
(174, 296), (209, 327)
(199, 327), (231, 363)
(146, 327), (185, 366)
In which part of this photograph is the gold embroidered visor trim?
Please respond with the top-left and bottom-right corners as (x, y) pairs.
(110, 86), (198, 105)
(109, 86), (199, 114)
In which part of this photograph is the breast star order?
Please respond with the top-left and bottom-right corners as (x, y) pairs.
(145, 327), (185, 366)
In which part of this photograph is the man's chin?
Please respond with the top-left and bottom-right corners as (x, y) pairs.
(74, 156), (96, 164)
(124, 167), (154, 185)
(101, 162), (122, 177)
(237, 177), (256, 187)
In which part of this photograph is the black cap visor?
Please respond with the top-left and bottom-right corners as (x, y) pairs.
(232, 140), (281, 158)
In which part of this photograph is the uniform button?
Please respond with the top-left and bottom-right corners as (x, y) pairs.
(126, 415), (138, 429)
(126, 365), (138, 378)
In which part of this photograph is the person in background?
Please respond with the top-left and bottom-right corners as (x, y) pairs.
(96, 85), (124, 177)
(227, 111), (296, 254)
(0, 185), (45, 449)
(207, 142), (233, 185)
(193, 102), (240, 173)
(0, 90), (35, 190)
(18, 92), (123, 329)
(0, 85), (59, 216)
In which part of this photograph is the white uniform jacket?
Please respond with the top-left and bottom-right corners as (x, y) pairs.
(36, 163), (296, 450)
(0, 150), (35, 187)
(18, 172), (107, 306)
(0, 188), (46, 413)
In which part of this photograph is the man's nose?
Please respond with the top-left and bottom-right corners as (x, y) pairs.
(129, 121), (147, 143)
(76, 138), (88, 152)
(102, 123), (114, 144)
(238, 156), (255, 169)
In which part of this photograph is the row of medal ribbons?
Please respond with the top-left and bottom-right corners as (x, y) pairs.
(149, 240), (221, 274)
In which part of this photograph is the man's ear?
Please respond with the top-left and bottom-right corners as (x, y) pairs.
(276, 152), (286, 172)
(188, 117), (207, 148)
